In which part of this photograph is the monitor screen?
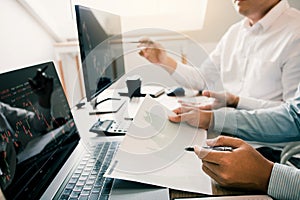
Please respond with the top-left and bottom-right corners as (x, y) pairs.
(75, 5), (126, 101)
(0, 62), (79, 199)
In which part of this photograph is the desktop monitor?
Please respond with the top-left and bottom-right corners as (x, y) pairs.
(75, 5), (126, 102)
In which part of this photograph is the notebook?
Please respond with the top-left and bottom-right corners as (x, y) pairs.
(0, 61), (169, 200)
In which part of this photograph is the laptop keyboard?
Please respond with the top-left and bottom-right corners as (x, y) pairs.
(58, 141), (119, 200)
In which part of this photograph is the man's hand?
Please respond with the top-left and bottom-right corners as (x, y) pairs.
(168, 106), (213, 130)
(194, 136), (274, 192)
(179, 90), (240, 110)
(138, 38), (177, 74)
(28, 66), (53, 108)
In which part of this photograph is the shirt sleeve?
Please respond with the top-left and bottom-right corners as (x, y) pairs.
(171, 62), (206, 90)
(213, 85), (300, 142)
(171, 41), (224, 92)
(237, 96), (282, 110)
(212, 101), (300, 143)
(268, 163), (300, 200)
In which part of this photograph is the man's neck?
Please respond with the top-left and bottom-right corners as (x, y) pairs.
(248, 0), (281, 26)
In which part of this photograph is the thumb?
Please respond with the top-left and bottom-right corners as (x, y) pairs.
(201, 90), (211, 98)
(206, 136), (244, 148)
(205, 90), (225, 101)
(194, 145), (211, 159)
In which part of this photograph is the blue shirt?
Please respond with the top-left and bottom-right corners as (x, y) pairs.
(213, 85), (300, 143)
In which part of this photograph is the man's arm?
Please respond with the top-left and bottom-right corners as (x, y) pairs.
(171, 58), (223, 91)
(138, 39), (223, 91)
(213, 98), (300, 143)
(169, 97), (300, 143)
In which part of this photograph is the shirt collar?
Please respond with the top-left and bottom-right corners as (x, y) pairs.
(242, 0), (289, 33)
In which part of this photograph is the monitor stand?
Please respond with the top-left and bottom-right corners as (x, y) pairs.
(89, 98), (126, 115)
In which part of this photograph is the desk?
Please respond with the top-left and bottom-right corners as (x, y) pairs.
(170, 180), (263, 199)
(71, 88), (261, 199)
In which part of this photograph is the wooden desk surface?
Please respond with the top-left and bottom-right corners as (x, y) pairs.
(169, 179), (263, 199)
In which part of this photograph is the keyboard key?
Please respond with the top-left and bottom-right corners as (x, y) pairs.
(70, 191), (81, 198)
(99, 194), (109, 200)
(74, 185), (83, 192)
(66, 183), (75, 189)
(79, 196), (88, 200)
(59, 194), (69, 200)
(88, 193), (100, 200)
(81, 189), (90, 196)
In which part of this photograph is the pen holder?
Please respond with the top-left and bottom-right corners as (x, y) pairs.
(126, 76), (142, 98)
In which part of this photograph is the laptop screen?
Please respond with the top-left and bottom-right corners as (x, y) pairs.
(0, 61), (80, 199)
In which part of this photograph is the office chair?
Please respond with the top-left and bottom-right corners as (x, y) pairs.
(280, 141), (300, 168)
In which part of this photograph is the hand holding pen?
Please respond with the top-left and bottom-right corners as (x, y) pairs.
(186, 136), (274, 192)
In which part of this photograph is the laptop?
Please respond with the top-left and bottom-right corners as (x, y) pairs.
(0, 61), (169, 200)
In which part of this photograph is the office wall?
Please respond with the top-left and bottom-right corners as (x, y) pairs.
(1, 0), (299, 102)
(0, 0), (56, 72)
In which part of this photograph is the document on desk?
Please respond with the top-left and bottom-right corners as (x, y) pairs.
(105, 95), (212, 194)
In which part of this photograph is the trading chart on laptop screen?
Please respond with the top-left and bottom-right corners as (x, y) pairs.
(0, 62), (79, 199)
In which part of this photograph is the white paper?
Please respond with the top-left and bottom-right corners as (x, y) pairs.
(105, 96), (212, 194)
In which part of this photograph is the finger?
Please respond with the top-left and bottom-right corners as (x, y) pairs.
(203, 90), (226, 101)
(195, 145), (231, 164)
(178, 100), (196, 105)
(140, 48), (152, 59)
(197, 104), (213, 110)
(139, 50), (144, 57)
(168, 114), (181, 123)
(201, 90), (211, 97)
(202, 163), (221, 183)
(139, 49), (145, 57)
(172, 107), (194, 115)
(194, 145), (229, 163)
(178, 101), (199, 107)
(202, 160), (221, 175)
(138, 40), (156, 49)
(194, 145), (211, 159)
(206, 136), (244, 148)
(168, 110), (195, 123)
(138, 37), (153, 44)
(202, 151), (231, 165)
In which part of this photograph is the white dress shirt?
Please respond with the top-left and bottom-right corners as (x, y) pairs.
(172, 0), (300, 110)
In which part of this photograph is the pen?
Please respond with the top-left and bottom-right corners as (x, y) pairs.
(41, 65), (48, 73)
(185, 146), (233, 152)
(110, 40), (154, 44)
